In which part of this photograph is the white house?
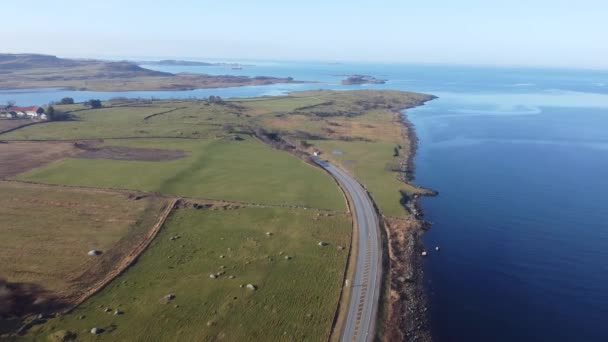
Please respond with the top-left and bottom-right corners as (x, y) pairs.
(5, 106), (46, 120)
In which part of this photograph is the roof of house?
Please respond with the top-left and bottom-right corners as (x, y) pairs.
(7, 106), (42, 112)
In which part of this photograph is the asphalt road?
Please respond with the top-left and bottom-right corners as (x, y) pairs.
(314, 158), (382, 342)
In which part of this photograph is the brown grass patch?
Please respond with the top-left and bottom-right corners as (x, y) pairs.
(0, 141), (79, 179)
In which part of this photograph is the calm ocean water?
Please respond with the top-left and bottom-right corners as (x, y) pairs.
(1, 62), (607, 341)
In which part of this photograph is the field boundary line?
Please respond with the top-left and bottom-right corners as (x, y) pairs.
(61, 197), (179, 313)
(0, 120), (48, 134)
(2, 179), (343, 213)
(143, 106), (187, 120)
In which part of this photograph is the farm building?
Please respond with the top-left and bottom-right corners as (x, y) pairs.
(1, 106), (47, 120)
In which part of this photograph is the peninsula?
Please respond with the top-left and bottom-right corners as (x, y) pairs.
(0, 89), (434, 341)
(0, 54), (296, 91)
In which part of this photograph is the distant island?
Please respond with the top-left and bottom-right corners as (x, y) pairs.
(0, 54), (295, 91)
(140, 59), (251, 68)
(341, 74), (386, 85)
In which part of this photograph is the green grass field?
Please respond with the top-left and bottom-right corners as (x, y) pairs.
(0, 104), (232, 140)
(236, 96), (326, 113)
(27, 206), (351, 341)
(15, 137), (346, 211)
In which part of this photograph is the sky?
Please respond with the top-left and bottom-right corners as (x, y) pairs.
(2, 0), (607, 69)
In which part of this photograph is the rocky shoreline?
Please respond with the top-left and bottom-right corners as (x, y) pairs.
(381, 97), (438, 341)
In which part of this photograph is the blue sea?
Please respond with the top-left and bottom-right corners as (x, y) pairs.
(2, 62), (607, 341)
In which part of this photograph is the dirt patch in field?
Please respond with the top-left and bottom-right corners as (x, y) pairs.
(0, 141), (79, 179)
(77, 146), (187, 161)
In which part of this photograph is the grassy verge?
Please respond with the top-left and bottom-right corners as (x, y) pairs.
(27, 206), (351, 341)
(310, 140), (423, 217)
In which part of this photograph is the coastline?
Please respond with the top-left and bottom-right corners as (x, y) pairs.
(0, 77), (307, 92)
(380, 97), (437, 341)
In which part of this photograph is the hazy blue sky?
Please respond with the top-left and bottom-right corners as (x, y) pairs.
(2, 0), (607, 68)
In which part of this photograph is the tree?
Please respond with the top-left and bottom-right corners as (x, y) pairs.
(5, 100), (15, 109)
(59, 97), (75, 105)
(46, 105), (70, 121)
(84, 99), (102, 109)
(46, 106), (55, 120)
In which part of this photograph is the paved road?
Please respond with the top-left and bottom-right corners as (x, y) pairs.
(314, 158), (382, 342)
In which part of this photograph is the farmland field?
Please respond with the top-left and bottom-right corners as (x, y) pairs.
(14, 137), (346, 211)
(26, 206), (352, 341)
(0, 182), (170, 318)
(0, 104), (228, 140)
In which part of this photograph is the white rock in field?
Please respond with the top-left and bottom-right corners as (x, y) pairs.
(88, 250), (101, 256)
(209, 274), (217, 279)
(246, 284), (257, 291)
(90, 327), (103, 335)
(318, 241), (328, 247)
